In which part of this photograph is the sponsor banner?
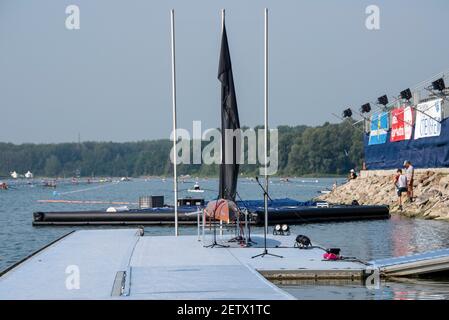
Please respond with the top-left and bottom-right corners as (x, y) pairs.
(390, 106), (413, 142)
(369, 112), (389, 145)
(414, 98), (442, 140)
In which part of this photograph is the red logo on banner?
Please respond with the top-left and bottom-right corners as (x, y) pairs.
(390, 107), (413, 142)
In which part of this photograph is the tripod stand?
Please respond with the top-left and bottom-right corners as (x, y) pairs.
(204, 195), (229, 248)
(227, 209), (244, 244)
(234, 191), (257, 246)
(252, 176), (283, 259)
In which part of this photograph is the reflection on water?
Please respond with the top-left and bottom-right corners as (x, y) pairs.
(1, 177), (449, 300)
(282, 216), (449, 262)
(279, 277), (449, 300)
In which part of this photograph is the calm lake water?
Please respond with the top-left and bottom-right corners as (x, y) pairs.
(1, 177), (449, 300)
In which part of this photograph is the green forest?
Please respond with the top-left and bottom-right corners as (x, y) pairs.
(0, 120), (363, 178)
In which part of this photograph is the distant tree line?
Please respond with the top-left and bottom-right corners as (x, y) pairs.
(0, 120), (363, 178)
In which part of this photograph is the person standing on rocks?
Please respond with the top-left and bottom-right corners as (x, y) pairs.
(394, 168), (408, 211)
(404, 160), (414, 202)
(348, 169), (357, 181)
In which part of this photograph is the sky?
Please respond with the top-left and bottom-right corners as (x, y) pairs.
(1, 0), (449, 144)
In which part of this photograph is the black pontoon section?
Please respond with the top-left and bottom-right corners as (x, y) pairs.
(253, 205), (390, 225)
(32, 198), (389, 226)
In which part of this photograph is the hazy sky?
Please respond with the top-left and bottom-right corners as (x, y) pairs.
(1, 0), (449, 143)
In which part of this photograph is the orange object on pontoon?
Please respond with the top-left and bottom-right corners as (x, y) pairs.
(204, 199), (239, 223)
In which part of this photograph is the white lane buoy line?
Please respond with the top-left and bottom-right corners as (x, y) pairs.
(54, 181), (120, 196)
(37, 199), (137, 205)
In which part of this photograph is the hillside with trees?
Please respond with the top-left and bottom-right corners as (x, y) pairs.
(0, 120), (363, 178)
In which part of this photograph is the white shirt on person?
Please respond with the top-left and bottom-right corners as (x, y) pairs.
(397, 174), (407, 188)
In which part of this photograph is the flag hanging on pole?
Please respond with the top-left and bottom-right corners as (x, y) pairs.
(218, 25), (240, 201)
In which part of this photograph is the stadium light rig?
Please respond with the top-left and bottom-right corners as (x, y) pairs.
(360, 103), (371, 113)
(377, 95), (388, 106)
(432, 78), (446, 92)
(342, 108), (353, 118)
(400, 88), (412, 101)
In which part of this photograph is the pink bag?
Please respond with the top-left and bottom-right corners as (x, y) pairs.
(323, 252), (340, 261)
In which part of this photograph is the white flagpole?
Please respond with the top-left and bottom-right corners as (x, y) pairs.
(264, 8), (269, 234)
(170, 9), (179, 236)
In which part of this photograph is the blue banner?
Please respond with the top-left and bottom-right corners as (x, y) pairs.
(364, 118), (449, 170)
(368, 112), (389, 145)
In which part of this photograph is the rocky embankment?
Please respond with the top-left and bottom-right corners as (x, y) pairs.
(318, 171), (449, 221)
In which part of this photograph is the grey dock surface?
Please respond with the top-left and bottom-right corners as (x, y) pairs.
(2, 228), (449, 299)
(0, 229), (367, 300)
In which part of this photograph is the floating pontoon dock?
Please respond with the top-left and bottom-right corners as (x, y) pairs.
(0, 229), (362, 299)
(1, 228), (448, 299)
(370, 248), (449, 277)
(32, 199), (390, 226)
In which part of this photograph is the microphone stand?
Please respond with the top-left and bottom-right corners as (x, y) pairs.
(252, 176), (283, 259)
(234, 190), (256, 246)
(227, 209), (243, 244)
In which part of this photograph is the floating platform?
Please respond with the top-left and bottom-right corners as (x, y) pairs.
(1, 228), (449, 299)
(252, 205), (389, 225)
(0, 229), (365, 299)
(370, 248), (449, 277)
(32, 198), (390, 226)
(33, 208), (203, 226)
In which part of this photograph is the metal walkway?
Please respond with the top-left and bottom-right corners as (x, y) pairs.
(370, 248), (449, 277)
(0, 229), (300, 299)
(2, 228), (449, 299)
(0, 229), (142, 299)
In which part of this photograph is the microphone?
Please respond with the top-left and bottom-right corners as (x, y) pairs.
(255, 176), (259, 182)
